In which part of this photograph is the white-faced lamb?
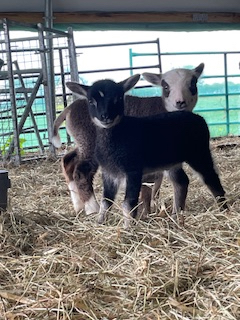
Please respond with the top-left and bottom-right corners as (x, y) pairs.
(52, 64), (204, 216)
(74, 75), (227, 228)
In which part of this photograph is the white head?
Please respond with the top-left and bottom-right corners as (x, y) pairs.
(142, 63), (204, 112)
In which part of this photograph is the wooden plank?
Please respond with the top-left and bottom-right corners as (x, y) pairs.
(54, 12), (240, 24)
(0, 12), (240, 25)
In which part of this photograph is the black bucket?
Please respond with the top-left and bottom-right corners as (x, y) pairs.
(0, 170), (11, 211)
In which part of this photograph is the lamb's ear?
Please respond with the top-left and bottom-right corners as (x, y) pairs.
(142, 72), (162, 85)
(120, 74), (140, 93)
(194, 63), (204, 79)
(66, 81), (89, 99)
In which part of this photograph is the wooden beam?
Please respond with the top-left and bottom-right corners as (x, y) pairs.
(0, 11), (240, 26)
(0, 13), (44, 24)
(54, 12), (240, 24)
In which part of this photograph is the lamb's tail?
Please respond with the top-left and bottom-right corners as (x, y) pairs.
(51, 107), (69, 148)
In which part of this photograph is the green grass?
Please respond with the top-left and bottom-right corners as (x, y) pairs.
(1, 95), (239, 153)
(195, 95), (240, 137)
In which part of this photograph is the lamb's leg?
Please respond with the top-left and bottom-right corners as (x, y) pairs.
(98, 172), (119, 224)
(123, 172), (142, 228)
(73, 160), (99, 215)
(138, 184), (152, 220)
(168, 167), (189, 214)
(62, 150), (99, 214)
(188, 153), (228, 210)
(62, 150), (84, 213)
(138, 172), (164, 219)
(152, 172), (164, 198)
(151, 172), (164, 214)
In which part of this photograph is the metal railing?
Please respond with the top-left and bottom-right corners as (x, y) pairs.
(1, 31), (239, 164)
(0, 19), (79, 164)
(130, 48), (240, 137)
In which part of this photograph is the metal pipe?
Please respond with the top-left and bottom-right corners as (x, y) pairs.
(129, 48), (133, 76)
(45, 0), (56, 119)
(74, 39), (159, 49)
(59, 48), (71, 145)
(44, 0), (53, 30)
(73, 64), (161, 75)
(41, 26), (68, 37)
(37, 24), (55, 155)
(4, 73), (44, 158)
(67, 27), (79, 83)
(2, 18), (21, 165)
(45, 0), (56, 154)
(156, 38), (162, 73)
(224, 53), (230, 135)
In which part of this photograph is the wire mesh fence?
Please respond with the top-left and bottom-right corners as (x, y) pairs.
(0, 19), (78, 164)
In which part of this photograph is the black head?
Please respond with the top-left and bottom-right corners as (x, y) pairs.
(87, 79), (125, 128)
(66, 74), (140, 129)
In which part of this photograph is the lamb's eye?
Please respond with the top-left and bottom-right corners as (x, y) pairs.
(114, 96), (122, 104)
(113, 96), (123, 104)
(161, 79), (170, 97)
(161, 79), (169, 90)
(190, 77), (198, 95)
(88, 98), (97, 106)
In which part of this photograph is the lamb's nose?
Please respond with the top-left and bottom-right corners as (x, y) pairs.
(101, 114), (111, 123)
(101, 114), (108, 120)
(176, 101), (187, 110)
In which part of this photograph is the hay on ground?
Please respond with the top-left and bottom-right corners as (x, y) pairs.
(0, 136), (239, 320)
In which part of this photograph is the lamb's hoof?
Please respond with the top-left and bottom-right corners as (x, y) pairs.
(73, 203), (84, 214)
(217, 196), (229, 211)
(159, 204), (168, 218)
(139, 214), (149, 222)
(97, 214), (106, 224)
(85, 196), (100, 215)
(137, 207), (149, 221)
(170, 211), (185, 227)
(123, 219), (131, 229)
(69, 181), (84, 213)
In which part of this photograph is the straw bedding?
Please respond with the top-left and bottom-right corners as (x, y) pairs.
(0, 136), (239, 320)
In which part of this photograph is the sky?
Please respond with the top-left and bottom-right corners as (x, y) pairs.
(6, 29), (240, 84)
(71, 30), (240, 84)
(74, 30), (240, 52)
